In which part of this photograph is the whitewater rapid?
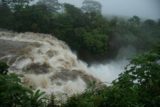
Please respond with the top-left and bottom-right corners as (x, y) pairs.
(0, 31), (128, 101)
(88, 59), (128, 84)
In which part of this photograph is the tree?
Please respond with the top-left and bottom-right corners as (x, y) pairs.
(109, 46), (160, 107)
(0, 62), (8, 75)
(143, 19), (156, 27)
(0, 62), (47, 107)
(37, 0), (61, 13)
(63, 3), (87, 27)
(81, 0), (102, 14)
(0, 0), (13, 29)
(0, 0), (32, 10)
(12, 4), (53, 32)
(128, 16), (141, 27)
(82, 31), (108, 55)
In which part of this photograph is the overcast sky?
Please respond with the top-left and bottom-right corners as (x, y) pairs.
(59, 0), (160, 20)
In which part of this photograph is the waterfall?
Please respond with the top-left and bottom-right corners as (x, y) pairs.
(0, 31), (101, 101)
(0, 31), (130, 102)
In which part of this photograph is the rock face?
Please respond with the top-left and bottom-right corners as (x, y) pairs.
(0, 31), (100, 101)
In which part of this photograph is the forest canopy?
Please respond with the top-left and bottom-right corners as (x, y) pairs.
(0, 0), (160, 62)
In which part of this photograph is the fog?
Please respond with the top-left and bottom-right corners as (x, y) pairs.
(59, 0), (160, 20)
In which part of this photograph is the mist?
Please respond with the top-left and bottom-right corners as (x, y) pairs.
(58, 0), (160, 83)
(88, 59), (128, 84)
(59, 0), (160, 20)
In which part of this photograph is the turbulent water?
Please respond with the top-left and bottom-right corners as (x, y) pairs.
(0, 31), (102, 101)
(88, 46), (136, 84)
(89, 59), (128, 84)
(0, 31), (130, 102)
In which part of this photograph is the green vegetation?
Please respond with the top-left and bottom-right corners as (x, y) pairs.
(63, 45), (160, 107)
(0, 0), (160, 106)
(1, 0), (159, 61)
(0, 62), (8, 75)
(0, 62), (47, 107)
(0, 46), (159, 106)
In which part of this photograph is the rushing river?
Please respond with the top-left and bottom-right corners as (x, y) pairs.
(0, 31), (131, 101)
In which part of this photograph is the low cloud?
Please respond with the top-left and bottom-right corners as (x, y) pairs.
(59, 0), (160, 20)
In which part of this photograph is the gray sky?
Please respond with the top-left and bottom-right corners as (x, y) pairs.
(59, 0), (160, 20)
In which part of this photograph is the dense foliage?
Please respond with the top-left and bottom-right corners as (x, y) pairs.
(0, 0), (160, 106)
(0, 0), (159, 61)
(0, 62), (47, 107)
(63, 46), (160, 107)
